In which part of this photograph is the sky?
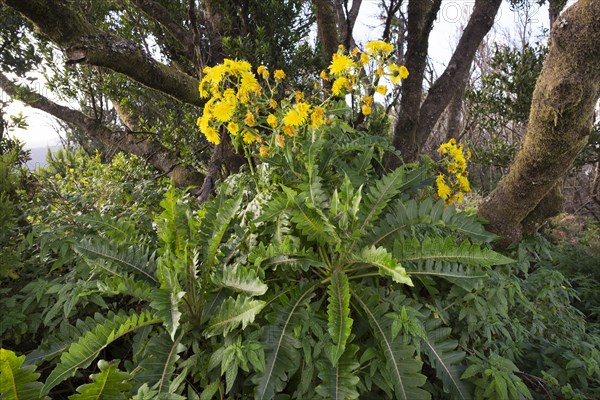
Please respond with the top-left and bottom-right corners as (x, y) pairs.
(3, 0), (567, 149)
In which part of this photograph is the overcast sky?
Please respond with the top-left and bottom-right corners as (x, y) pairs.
(5, 0), (571, 149)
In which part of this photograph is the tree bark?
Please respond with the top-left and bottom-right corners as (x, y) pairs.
(0, 73), (203, 187)
(478, 0), (600, 247)
(390, 0), (500, 166)
(414, 0), (501, 152)
(314, 0), (343, 64)
(388, 0), (441, 168)
(1, 0), (202, 107)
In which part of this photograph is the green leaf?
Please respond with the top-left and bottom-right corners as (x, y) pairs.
(0, 349), (44, 400)
(326, 270), (353, 367)
(282, 185), (340, 246)
(421, 319), (472, 400)
(75, 237), (157, 283)
(253, 285), (317, 400)
(359, 164), (429, 233)
(69, 360), (133, 400)
(351, 287), (430, 400)
(199, 193), (242, 268)
(157, 187), (193, 256)
(205, 296), (265, 337)
(42, 310), (160, 395)
(212, 265), (268, 296)
(393, 237), (513, 283)
(150, 288), (185, 341)
(315, 344), (360, 400)
(350, 246), (413, 286)
(135, 332), (185, 395)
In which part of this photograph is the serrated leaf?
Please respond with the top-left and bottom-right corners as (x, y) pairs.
(150, 288), (185, 340)
(316, 344), (360, 400)
(326, 270), (353, 367)
(351, 287), (430, 400)
(252, 285), (317, 400)
(42, 310), (160, 395)
(135, 332), (184, 394)
(0, 349), (44, 400)
(69, 359), (133, 400)
(421, 319), (472, 399)
(212, 265), (267, 296)
(205, 296), (265, 337)
(350, 246), (413, 286)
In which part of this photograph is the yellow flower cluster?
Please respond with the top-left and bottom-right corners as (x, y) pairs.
(323, 42), (409, 115)
(195, 41), (409, 157)
(436, 139), (472, 205)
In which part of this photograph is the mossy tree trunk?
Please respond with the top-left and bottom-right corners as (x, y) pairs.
(478, 0), (600, 247)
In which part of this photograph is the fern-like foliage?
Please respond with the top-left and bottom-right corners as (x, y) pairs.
(252, 285), (317, 400)
(0, 349), (46, 400)
(349, 246), (413, 286)
(75, 237), (157, 283)
(204, 295), (265, 337)
(212, 265), (268, 296)
(358, 164), (429, 234)
(421, 319), (472, 400)
(351, 287), (430, 400)
(393, 237), (513, 280)
(69, 360), (133, 400)
(315, 344), (360, 400)
(198, 192), (242, 268)
(134, 332), (185, 395)
(150, 288), (185, 340)
(326, 269), (353, 367)
(41, 310), (160, 395)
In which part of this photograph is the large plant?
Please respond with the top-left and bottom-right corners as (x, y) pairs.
(0, 43), (549, 399)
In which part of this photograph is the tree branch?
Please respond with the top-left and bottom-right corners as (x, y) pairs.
(415, 0), (502, 150)
(0, 73), (203, 187)
(2, 0), (203, 107)
(130, 0), (195, 60)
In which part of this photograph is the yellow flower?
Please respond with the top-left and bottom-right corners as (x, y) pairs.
(257, 65), (269, 79)
(376, 85), (387, 95)
(275, 134), (285, 147)
(329, 53), (354, 76)
(332, 77), (348, 96)
(267, 114), (278, 128)
(362, 95), (373, 106)
(283, 109), (302, 126)
(361, 105), (372, 116)
(274, 69), (286, 80)
(360, 52), (370, 65)
(365, 41), (394, 55)
(224, 59), (252, 75)
(310, 106), (324, 128)
(242, 130), (257, 144)
(282, 125), (296, 137)
(212, 98), (237, 122)
(388, 64), (409, 84)
(294, 91), (305, 102)
(351, 47), (359, 57)
(295, 102), (310, 119)
(244, 111), (256, 127)
(259, 146), (269, 157)
(269, 99), (278, 109)
(320, 70), (330, 81)
(456, 173), (471, 192)
(204, 127), (220, 145)
(376, 66), (385, 77)
(227, 121), (239, 135)
(436, 175), (451, 200)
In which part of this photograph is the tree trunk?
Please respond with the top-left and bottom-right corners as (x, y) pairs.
(389, 0), (500, 166)
(388, 0), (441, 168)
(478, 0), (600, 247)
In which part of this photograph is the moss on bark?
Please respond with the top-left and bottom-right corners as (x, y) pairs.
(478, 0), (600, 247)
